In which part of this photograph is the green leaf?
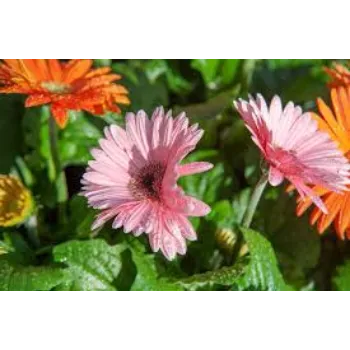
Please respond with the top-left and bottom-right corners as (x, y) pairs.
(220, 59), (240, 85)
(207, 200), (234, 228)
(191, 59), (221, 87)
(58, 111), (102, 167)
(334, 260), (350, 291)
(145, 59), (193, 95)
(112, 61), (169, 114)
(178, 263), (245, 291)
(53, 239), (126, 291)
(237, 227), (288, 291)
(22, 106), (60, 207)
(22, 106), (53, 175)
(0, 257), (68, 291)
(68, 195), (96, 238)
(1, 232), (35, 265)
(127, 239), (182, 291)
(0, 95), (24, 173)
(191, 59), (239, 89)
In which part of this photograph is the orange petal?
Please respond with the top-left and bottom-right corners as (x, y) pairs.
(51, 105), (69, 128)
(296, 197), (314, 216)
(108, 84), (129, 94)
(85, 67), (111, 79)
(63, 59), (93, 84)
(3, 59), (21, 72)
(334, 193), (350, 238)
(310, 206), (323, 227)
(331, 88), (350, 151)
(18, 60), (41, 82)
(317, 193), (342, 234)
(47, 60), (63, 81)
(317, 97), (341, 136)
(316, 98), (350, 148)
(113, 94), (130, 105)
(34, 60), (51, 81)
(25, 94), (51, 107)
(309, 112), (337, 142)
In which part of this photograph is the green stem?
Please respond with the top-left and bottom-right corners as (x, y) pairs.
(48, 116), (68, 225)
(25, 214), (40, 249)
(242, 173), (268, 228)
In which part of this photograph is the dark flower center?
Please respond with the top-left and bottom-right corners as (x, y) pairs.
(129, 162), (166, 201)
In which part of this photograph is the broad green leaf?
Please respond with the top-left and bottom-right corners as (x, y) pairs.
(127, 238), (182, 291)
(0, 257), (68, 291)
(58, 111), (102, 167)
(178, 263), (245, 291)
(237, 228), (288, 291)
(0, 95), (24, 173)
(53, 239), (126, 291)
(333, 260), (350, 291)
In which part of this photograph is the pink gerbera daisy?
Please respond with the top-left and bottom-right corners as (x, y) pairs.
(81, 107), (213, 260)
(234, 94), (350, 213)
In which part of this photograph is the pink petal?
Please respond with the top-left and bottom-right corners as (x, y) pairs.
(178, 162), (213, 176)
(268, 167), (284, 186)
(182, 196), (211, 217)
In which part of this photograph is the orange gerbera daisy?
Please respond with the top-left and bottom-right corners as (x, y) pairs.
(324, 62), (350, 88)
(0, 59), (130, 128)
(295, 87), (350, 239)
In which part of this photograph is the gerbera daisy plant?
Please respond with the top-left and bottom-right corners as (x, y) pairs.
(0, 59), (130, 128)
(0, 59), (130, 223)
(81, 107), (213, 260)
(234, 94), (350, 228)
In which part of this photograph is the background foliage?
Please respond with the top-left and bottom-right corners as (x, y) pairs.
(1, 59), (350, 291)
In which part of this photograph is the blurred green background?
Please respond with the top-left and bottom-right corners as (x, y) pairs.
(1, 59), (350, 291)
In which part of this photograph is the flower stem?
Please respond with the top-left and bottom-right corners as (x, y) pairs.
(242, 173), (268, 228)
(48, 116), (68, 225)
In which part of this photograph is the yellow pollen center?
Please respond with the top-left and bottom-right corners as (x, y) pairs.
(41, 81), (72, 94)
(0, 176), (33, 227)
